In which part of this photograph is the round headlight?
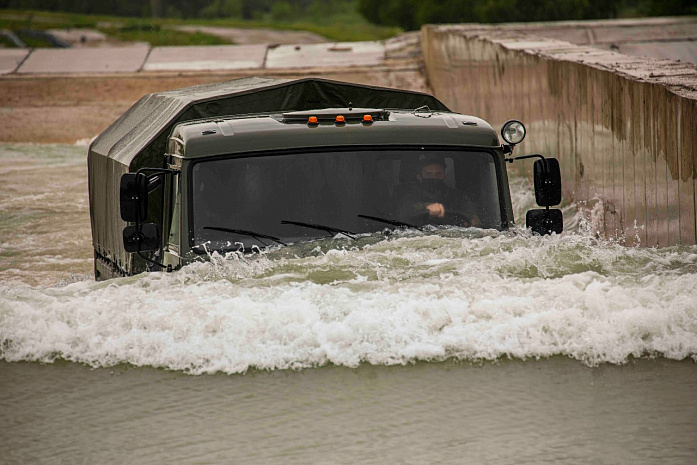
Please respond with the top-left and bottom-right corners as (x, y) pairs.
(501, 120), (526, 145)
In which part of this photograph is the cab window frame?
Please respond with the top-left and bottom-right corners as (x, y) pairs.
(186, 145), (508, 249)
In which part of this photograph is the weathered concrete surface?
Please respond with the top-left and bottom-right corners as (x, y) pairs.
(605, 41), (697, 65)
(143, 45), (267, 71)
(490, 17), (697, 43)
(7, 40), (388, 74)
(0, 49), (29, 75)
(266, 41), (385, 69)
(0, 32), (426, 144)
(484, 17), (697, 64)
(0, 51), (428, 144)
(422, 23), (697, 246)
(18, 46), (150, 74)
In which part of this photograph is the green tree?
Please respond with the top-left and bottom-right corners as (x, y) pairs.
(271, 1), (296, 21)
(358, 0), (627, 28)
(415, 0), (478, 25)
(638, 0), (697, 15)
(357, 0), (421, 30)
(200, 0), (243, 19)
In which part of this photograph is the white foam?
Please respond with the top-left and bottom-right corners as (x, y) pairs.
(2, 232), (696, 374)
(74, 137), (96, 147)
(1, 150), (695, 374)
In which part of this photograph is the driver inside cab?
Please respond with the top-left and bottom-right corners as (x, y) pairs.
(395, 155), (480, 227)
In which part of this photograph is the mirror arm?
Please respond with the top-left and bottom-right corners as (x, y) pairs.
(505, 154), (546, 164)
(506, 153), (551, 178)
(137, 250), (168, 270)
(135, 168), (177, 184)
(135, 167), (177, 176)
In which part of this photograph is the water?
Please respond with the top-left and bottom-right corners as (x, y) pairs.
(0, 144), (92, 286)
(1, 144), (696, 464)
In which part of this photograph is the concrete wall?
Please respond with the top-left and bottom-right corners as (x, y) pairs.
(422, 24), (697, 246)
(0, 36), (409, 74)
(455, 17), (697, 65)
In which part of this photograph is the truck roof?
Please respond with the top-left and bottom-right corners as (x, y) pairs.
(86, 77), (468, 278)
(88, 77), (451, 171)
(171, 109), (499, 159)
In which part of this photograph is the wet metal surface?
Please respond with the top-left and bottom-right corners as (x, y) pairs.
(422, 23), (697, 246)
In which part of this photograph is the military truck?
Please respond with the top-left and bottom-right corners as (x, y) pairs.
(88, 77), (562, 281)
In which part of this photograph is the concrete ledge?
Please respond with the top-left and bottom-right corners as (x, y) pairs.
(422, 22), (697, 246)
(5, 41), (391, 74)
(143, 44), (267, 71)
(18, 46), (150, 74)
(0, 49), (29, 75)
(265, 41), (385, 69)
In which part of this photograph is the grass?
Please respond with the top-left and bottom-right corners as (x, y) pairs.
(14, 29), (56, 47)
(0, 11), (233, 46)
(0, 33), (17, 47)
(0, 9), (401, 47)
(99, 24), (232, 46)
(203, 18), (400, 42)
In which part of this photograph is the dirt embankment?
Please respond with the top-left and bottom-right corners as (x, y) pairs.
(0, 29), (429, 144)
(0, 66), (427, 145)
(0, 74), (249, 144)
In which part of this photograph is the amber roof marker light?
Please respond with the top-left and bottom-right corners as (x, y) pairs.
(335, 115), (346, 124)
(307, 116), (318, 126)
(362, 114), (373, 124)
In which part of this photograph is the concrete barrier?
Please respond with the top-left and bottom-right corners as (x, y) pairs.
(265, 41), (385, 69)
(422, 24), (697, 246)
(0, 49), (29, 75)
(19, 46), (149, 74)
(143, 45), (267, 71)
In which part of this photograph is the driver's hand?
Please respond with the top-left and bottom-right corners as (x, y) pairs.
(426, 203), (445, 218)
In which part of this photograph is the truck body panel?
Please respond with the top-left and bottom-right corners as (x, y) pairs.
(89, 77), (558, 280)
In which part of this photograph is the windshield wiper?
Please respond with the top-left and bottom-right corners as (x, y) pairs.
(202, 226), (287, 247)
(280, 220), (356, 240)
(358, 214), (422, 231)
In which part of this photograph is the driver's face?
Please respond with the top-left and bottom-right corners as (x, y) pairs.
(420, 163), (445, 180)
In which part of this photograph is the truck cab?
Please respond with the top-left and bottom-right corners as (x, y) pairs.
(88, 77), (562, 280)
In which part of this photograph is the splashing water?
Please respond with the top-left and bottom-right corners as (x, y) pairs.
(1, 145), (696, 374)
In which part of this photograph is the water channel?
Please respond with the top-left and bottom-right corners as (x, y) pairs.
(1, 143), (696, 464)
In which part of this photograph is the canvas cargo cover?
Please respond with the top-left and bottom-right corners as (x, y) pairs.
(89, 76), (450, 170)
(88, 77), (451, 277)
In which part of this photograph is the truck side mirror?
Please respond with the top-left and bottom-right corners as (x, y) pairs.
(120, 173), (149, 223)
(526, 208), (563, 235)
(123, 223), (161, 253)
(533, 158), (561, 207)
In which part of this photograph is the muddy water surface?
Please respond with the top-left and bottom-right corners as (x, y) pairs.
(1, 144), (696, 464)
(0, 144), (92, 286)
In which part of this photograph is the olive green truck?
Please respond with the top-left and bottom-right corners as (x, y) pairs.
(88, 77), (562, 281)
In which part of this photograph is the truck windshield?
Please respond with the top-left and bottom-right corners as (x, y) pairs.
(191, 149), (502, 250)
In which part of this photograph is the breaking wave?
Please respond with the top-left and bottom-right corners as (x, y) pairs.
(1, 162), (696, 374)
(2, 224), (696, 374)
